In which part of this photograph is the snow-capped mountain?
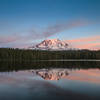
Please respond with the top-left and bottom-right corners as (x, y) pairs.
(30, 39), (70, 50)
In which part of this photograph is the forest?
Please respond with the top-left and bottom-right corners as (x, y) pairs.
(0, 48), (100, 61)
(0, 48), (100, 71)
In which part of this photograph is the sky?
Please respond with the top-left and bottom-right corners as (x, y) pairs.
(0, 0), (100, 49)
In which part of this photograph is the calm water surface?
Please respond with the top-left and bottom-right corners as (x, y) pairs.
(0, 68), (100, 100)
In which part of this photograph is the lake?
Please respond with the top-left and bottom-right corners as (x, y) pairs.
(0, 67), (100, 100)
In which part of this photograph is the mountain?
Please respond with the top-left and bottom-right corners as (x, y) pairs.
(30, 39), (70, 50)
(32, 69), (69, 80)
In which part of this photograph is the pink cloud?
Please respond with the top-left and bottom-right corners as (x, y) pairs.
(0, 36), (18, 43)
(74, 43), (100, 50)
(76, 43), (100, 49)
(66, 35), (100, 50)
(67, 35), (100, 43)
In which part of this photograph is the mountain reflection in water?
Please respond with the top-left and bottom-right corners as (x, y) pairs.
(0, 68), (100, 100)
(34, 68), (100, 83)
(34, 69), (69, 80)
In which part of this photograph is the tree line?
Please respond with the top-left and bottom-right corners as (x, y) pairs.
(0, 48), (100, 61)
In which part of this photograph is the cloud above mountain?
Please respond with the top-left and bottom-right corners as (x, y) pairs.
(42, 20), (88, 38)
(0, 20), (88, 44)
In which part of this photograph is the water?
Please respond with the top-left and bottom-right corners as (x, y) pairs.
(0, 68), (100, 100)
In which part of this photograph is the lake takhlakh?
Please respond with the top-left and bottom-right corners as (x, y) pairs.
(0, 68), (100, 100)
